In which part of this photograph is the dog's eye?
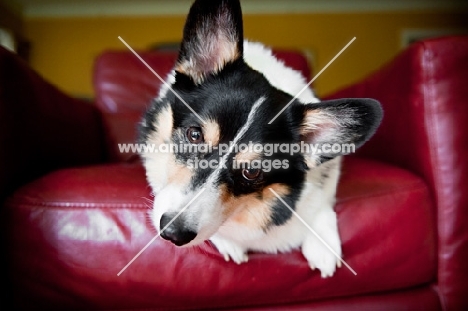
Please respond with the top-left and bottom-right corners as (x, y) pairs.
(242, 168), (262, 181)
(186, 127), (204, 144)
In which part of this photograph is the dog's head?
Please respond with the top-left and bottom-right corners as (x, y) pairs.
(139, 0), (382, 246)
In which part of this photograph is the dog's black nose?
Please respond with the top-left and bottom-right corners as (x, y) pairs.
(160, 213), (197, 246)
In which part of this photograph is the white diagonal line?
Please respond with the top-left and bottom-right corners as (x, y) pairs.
(118, 36), (207, 125)
(117, 187), (206, 276)
(268, 37), (356, 124)
(207, 97), (265, 185)
(268, 188), (357, 276)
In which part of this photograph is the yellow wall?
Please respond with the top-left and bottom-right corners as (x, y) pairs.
(24, 10), (468, 99)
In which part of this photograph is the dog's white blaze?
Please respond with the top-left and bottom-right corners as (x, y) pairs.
(206, 96), (266, 185)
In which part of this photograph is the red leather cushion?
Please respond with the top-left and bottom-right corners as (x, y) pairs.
(241, 287), (440, 311)
(6, 157), (436, 310)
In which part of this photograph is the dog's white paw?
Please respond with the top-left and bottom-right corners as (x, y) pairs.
(210, 235), (248, 264)
(301, 210), (342, 278)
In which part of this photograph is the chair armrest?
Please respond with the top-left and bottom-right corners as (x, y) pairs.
(326, 36), (468, 310)
(0, 47), (105, 201)
(326, 36), (468, 181)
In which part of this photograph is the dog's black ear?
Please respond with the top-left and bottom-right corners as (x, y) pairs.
(176, 0), (243, 84)
(293, 98), (383, 166)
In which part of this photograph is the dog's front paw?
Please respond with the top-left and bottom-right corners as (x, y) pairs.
(302, 235), (341, 278)
(210, 235), (248, 264)
(301, 210), (342, 278)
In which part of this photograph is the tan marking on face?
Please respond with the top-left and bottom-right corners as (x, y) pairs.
(234, 149), (262, 167)
(219, 183), (291, 229)
(143, 105), (194, 189)
(148, 105), (173, 145)
(203, 120), (221, 146)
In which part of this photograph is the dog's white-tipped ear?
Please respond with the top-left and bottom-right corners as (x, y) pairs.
(296, 98), (383, 166)
(176, 0), (243, 84)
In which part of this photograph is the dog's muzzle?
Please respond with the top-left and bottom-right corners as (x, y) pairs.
(160, 212), (197, 246)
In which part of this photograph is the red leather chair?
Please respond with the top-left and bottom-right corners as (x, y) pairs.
(1, 36), (467, 310)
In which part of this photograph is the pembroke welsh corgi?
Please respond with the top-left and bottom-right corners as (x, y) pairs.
(138, 0), (382, 277)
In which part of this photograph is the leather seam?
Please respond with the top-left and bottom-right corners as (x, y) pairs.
(9, 183), (428, 209)
(6, 201), (149, 210)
